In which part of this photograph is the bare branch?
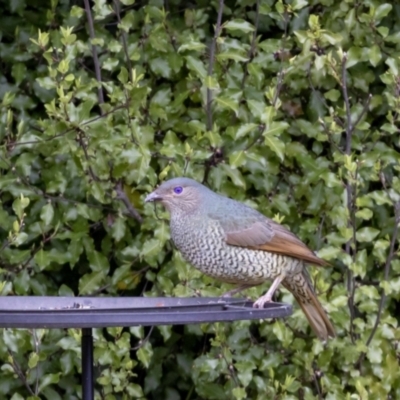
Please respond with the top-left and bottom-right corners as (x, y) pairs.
(115, 181), (143, 223)
(83, 0), (105, 107)
(206, 0), (224, 131)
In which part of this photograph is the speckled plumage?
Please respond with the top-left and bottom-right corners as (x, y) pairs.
(170, 209), (303, 284)
(145, 177), (335, 340)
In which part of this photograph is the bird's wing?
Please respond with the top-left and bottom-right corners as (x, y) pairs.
(209, 212), (327, 266)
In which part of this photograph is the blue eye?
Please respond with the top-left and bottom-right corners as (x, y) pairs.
(173, 186), (183, 194)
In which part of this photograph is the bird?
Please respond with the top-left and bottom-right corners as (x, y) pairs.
(145, 177), (335, 340)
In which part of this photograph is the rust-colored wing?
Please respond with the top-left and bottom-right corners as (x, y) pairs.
(211, 210), (327, 266)
(248, 219), (328, 266)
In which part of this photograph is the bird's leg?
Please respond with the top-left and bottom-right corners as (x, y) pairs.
(253, 273), (286, 308)
(221, 283), (258, 298)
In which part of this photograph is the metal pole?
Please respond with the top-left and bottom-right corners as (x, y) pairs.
(81, 328), (94, 400)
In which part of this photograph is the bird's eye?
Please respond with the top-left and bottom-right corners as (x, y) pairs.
(173, 186), (183, 194)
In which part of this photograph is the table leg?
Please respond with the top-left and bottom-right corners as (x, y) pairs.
(81, 328), (94, 400)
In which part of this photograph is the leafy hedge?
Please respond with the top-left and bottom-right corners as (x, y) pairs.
(0, 0), (399, 399)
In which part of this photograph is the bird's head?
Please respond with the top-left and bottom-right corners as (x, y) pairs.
(145, 177), (212, 214)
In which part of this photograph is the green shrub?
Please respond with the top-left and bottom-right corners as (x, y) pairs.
(0, 0), (399, 398)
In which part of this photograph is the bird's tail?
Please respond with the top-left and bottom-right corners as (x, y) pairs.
(283, 270), (335, 341)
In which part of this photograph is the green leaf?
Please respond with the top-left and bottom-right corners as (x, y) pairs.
(292, 0), (308, 11)
(87, 251), (110, 273)
(374, 4), (392, 21)
(178, 39), (206, 53)
(224, 19), (254, 33)
(217, 51), (249, 62)
(111, 216), (126, 242)
(247, 100), (265, 119)
(325, 89), (341, 102)
(220, 164), (246, 188)
(78, 271), (106, 295)
(234, 123), (258, 140)
(126, 383), (145, 398)
(28, 353), (40, 369)
(228, 151), (246, 168)
(369, 45), (382, 67)
(262, 121), (288, 136)
(317, 246), (341, 260)
(345, 9), (356, 30)
(356, 227), (380, 243)
(214, 95), (239, 116)
(12, 195), (30, 220)
(185, 55), (207, 79)
(355, 208), (373, 220)
(34, 249), (50, 271)
(232, 387), (247, 400)
(141, 238), (162, 259)
(346, 47), (363, 68)
(264, 135), (285, 161)
(367, 344), (383, 364)
(137, 342), (153, 368)
(38, 373), (60, 392)
(40, 203), (54, 225)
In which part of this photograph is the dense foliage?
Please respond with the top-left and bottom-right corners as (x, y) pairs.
(0, 0), (399, 398)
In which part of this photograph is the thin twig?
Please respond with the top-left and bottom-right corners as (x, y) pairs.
(15, 104), (126, 147)
(112, 0), (139, 144)
(113, 0), (132, 79)
(342, 54), (352, 152)
(76, 130), (99, 182)
(352, 94), (372, 130)
(244, 123), (265, 151)
(163, 4), (178, 52)
(8, 351), (35, 396)
(271, 70), (285, 107)
(32, 330), (40, 395)
(270, 9), (289, 107)
(83, 0), (105, 107)
(242, 10), (288, 152)
(115, 181), (143, 223)
(220, 350), (240, 387)
(341, 53), (356, 341)
(0, 154), (139, 220)
(240, 0), (260, 90)
(206, 0), (224, 131)
(131, 326), (154, 350)
(307, 62), (330, 111)
(312, 365), (323, 400)
(357, 200), (400, 365)
(365, 179), (400, 346)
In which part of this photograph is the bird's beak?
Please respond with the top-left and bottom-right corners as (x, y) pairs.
(145, 191), (162, 203)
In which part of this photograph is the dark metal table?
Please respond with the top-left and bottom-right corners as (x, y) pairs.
(0, 297), (292, 399)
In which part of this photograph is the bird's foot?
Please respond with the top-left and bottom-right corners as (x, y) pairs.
(253, 295), (274, 309)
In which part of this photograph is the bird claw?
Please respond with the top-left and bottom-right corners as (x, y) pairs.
(253, 295), (273, 309)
